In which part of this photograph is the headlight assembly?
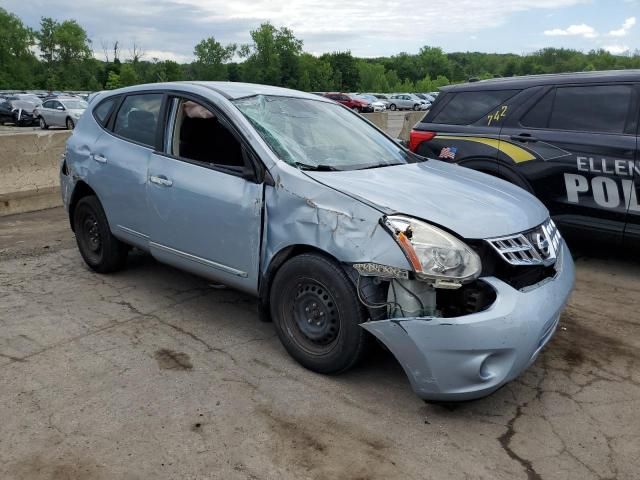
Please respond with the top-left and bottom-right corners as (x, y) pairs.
(384, 215), (482, 287)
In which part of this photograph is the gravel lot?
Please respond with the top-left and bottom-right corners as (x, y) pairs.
(0, 207), (639, 479)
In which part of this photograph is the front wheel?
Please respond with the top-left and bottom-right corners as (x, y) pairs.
(270, 253), (370, 374)
(389, 104), (397, 111)
(66, 117), (75, 130)
(73, 196), (128, 273)
(413, 104), (420, 111)
(39, 116), (49, 130)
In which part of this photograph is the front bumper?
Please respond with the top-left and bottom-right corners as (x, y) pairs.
(361, 242), (575, 401)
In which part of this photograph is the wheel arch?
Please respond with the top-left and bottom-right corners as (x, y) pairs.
(68, 180), (98, 231)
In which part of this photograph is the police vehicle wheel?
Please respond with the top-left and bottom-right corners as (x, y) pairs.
(39, 116), (49, 130)
(66, 117), (75, 130)
(270, 253), (370, 374)
(73, 196), (128, 273)
(389, 104), (397, 111)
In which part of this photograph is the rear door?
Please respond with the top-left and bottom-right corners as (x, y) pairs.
(146, 95), (264, 293)
(40, 100), (54, 125)
(502, 83), (638, 240)
(90, 92), (163, 247)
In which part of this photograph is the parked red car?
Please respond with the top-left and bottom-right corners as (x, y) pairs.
(323, 92), (373, 113)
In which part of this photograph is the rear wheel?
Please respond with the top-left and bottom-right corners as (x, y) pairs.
(39, 116), (49, 130)
(73, 196), (128, 273)
(270, 253), (369, 374)
(66, 117), (75, 130)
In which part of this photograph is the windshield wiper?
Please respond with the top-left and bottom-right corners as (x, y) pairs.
(294, 162), (340, 171)
(354, 162), (404, 170)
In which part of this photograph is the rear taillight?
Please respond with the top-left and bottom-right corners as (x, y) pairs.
(409, 130), (436, 152)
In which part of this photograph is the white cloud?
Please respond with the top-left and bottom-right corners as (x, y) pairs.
(4, 0), (591, 58)
(544, 24), (598, 38)
(603, 44), (630, 54)
(608, 17), (636, 36)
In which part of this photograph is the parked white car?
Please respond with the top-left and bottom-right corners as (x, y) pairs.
(35, 97), (88, 130)
(355, 94), (387, 112)
(388, 94), (426, 111)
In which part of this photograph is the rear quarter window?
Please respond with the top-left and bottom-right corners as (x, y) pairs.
(93, 97), (118, 126)
(432, 90), (519, 125)
(521, 84), (637, 134)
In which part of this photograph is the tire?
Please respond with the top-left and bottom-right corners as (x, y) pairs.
(66, 117), (75, 130)
(352, 106), (360, 113)
(389, 104), (397, 111)
(73, 196), (128, 273)
(413, 104), (420, 111)
(39, 116), (49, 130)
(270, 253), (370, 374)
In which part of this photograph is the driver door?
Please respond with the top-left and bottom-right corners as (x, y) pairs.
(147, 95), (264, 293)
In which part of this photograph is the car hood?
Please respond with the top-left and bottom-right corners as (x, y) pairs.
(305, 161), (548, 239)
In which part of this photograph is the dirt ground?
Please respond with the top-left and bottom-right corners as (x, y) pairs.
(0, 207), (638, 480)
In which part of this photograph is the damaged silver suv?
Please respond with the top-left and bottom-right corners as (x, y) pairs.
(61, 82), (575, 401)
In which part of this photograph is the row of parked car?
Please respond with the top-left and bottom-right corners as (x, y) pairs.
(317, 91), (439, 112)
(0, 91), (90, 129)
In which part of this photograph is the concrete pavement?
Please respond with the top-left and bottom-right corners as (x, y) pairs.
(0, 207), (639, 479)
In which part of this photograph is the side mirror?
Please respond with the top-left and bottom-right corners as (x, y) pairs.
(56, 105), (65, 111)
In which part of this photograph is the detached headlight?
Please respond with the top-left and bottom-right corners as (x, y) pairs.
(384, 215), (482, 286)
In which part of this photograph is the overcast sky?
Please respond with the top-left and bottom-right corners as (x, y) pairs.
(4, 0), (639, 61)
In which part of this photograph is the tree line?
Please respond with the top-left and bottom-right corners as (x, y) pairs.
(2, 7), (640, 93)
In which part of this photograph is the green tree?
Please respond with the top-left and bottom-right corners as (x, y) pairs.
(241, 23), (303, 87)
(105, 71), (121, 89)
(119, 63), (139, 86)
(298, 53), (334, 91)
(357, 61), (389, 92)
(193, 36), (236, 80)
(321, 51), (358, 91)
(0, 8), (37, 88)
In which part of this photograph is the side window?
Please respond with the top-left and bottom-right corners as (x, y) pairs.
(432, 90), (519, 125)
(113, 93), (162, 147)
(42, 100), (53, 109)
(520, 89), (555, 128)
(93, 97), (117, 126)
(548, 85), (634, 134)
(170, 98), (246, 171)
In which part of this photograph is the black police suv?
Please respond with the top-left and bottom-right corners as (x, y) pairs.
(410, 70), (640, 247)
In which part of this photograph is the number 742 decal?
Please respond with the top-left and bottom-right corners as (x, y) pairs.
(487, 105), (508, 125)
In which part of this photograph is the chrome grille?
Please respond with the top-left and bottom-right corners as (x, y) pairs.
(486, 219), (561, 267)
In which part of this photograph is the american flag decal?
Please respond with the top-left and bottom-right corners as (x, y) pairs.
(439, 146), (457, 160)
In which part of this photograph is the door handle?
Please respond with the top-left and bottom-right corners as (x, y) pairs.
(149, 175), (173, 187)
(510, 134), (538, 143)
(92, 153), (107, 163)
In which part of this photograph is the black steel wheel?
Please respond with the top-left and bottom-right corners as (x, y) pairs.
(73, 195), (128, 273)
(270, 253), (370, 374)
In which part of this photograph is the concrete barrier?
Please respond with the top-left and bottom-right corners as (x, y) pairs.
(398, 111), (426, 141)
(0, 130), (70, 216)
(361, 112), (388, 132)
